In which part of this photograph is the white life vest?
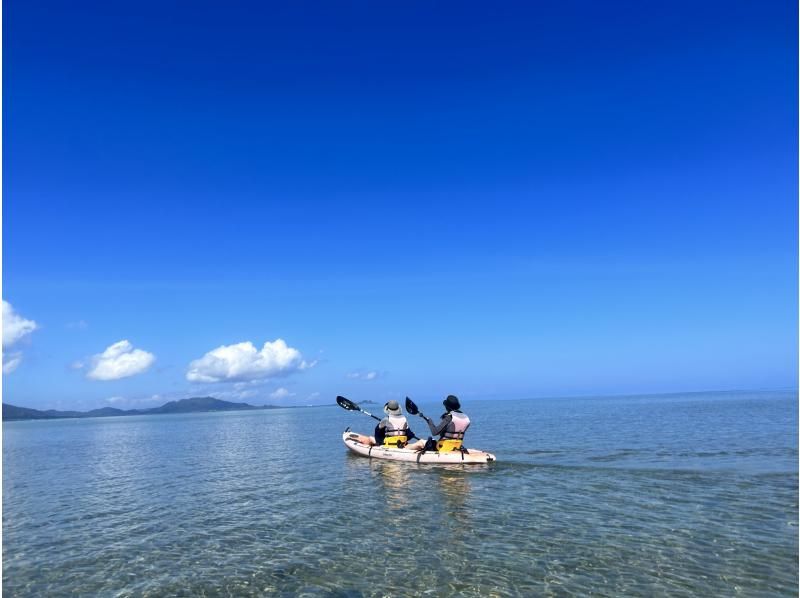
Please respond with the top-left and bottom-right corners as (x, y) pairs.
(383, 415), (409, 445)
(384, 414), (408, 436)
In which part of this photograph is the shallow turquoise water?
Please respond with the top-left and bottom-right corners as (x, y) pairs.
(3, 391), (797, 596)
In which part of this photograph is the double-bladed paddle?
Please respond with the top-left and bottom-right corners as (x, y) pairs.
(404, 396), (426, 420)
(336, 395), (381, 421)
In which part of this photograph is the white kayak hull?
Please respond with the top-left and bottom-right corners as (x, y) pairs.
(342, 430), (496, 464)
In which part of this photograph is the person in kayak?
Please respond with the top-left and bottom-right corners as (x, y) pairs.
(408, 394), (471, 452)
(370, 400), (418, 448)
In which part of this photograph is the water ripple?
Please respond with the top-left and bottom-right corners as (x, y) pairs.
(4, 394), (798, 596)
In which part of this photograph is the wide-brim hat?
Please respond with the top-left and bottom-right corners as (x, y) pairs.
(384, 400), (402, 416)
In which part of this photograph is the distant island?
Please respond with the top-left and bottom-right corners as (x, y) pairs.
(2, 396), (292, 421)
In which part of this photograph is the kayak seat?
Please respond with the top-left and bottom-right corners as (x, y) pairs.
(437, 439), (463, 452)
(383, 436), (408, 448)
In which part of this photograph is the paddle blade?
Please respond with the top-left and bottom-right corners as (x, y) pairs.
(337, 396), (360, 411)
(404, 396), (420, 415)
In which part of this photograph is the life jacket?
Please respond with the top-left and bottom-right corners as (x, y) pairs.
(382, 414), (409, 446)
(437, 411), (470, 451)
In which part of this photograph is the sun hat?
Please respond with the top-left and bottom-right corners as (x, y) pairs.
(443, 395), (460, 411)
(384, 400), (402, 416)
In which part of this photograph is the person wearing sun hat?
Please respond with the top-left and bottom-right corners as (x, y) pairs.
(369, 400), (418, 447)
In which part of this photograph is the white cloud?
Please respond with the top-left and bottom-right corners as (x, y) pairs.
(186, 339), (314, 383)
(269, 387), (295, 399)
(3, 301), (38, 347)
(3, 353), (22, 374)
(86, 340), (156, 381)
(104, 394), (164, 408)
(347, 370), (381, 381)
(233, 379), (265, 390)
(2, 301), (39, 374)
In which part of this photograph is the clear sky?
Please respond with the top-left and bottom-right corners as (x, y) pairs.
(3, 0), (797, 410)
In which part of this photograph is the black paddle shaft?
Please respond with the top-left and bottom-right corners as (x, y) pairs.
(336, 396), (381, 421)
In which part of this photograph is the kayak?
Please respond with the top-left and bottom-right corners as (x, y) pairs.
(342, 429), (496, 464)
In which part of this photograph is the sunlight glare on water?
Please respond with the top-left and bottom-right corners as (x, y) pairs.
(3, 391), (797, 596)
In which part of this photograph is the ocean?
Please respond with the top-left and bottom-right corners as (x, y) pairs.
(3, 390), (797, 596)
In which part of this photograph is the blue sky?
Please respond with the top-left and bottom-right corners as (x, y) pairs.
(3, 0), (797, 410)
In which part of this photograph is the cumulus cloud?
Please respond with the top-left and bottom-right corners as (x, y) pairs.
(3, 301), (38, 374)
(269, 387), (295, 400)
(3, 301), (38, 347)
(347, 370), (381, 381)
(186, 339), (314, 383)
(85, 340), (156, 381)
(3, 353), (23, 374)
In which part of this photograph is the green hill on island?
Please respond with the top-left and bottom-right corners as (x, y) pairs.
(2, 397), (285, 421)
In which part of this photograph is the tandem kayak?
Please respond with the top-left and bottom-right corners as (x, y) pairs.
(343, 429), (496, 464)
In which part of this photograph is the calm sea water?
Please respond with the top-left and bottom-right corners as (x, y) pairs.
(3, 391), (797, 596)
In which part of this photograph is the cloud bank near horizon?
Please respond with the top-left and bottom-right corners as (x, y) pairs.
(186, 339), (314, 383)
(347, 370), (380, 381)
(269, 387), (295, 399)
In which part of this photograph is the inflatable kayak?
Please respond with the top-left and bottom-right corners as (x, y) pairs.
(343, 430), (496, 464)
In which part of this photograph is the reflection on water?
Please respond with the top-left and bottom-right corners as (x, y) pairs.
(436, 467), (472, 525)
(370, 460), (411, 516)
(366, 459), (484, 523)
(3, 392), (797, 596)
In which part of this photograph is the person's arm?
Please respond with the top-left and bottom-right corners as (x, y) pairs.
(425, 413), (451, 436)
(374, 421), (386, 446)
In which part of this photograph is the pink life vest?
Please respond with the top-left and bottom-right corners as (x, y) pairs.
(442, 411), (470, 440)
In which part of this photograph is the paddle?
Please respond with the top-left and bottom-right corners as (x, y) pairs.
(336, 395), (381, 421)
(404, 396), (427, 420)
(406, 397), (440, 453)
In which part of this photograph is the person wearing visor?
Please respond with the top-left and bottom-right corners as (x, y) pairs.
(370, 400), (418, 448)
